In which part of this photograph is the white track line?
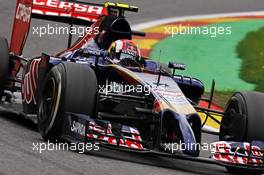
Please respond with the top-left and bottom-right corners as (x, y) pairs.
(132, 11), (264, 30)
(203, 125), (219, 133)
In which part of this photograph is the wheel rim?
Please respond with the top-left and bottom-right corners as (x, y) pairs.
(38, 68), (62, 136)
(39, 77), (57, 123)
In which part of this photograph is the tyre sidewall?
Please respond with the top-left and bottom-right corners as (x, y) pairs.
(0, 37), (9, 98)
(38, 64), (65, 141)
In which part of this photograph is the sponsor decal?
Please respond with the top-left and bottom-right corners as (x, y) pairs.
(16, 3), (32, 23)
(22, 59), (40, 104)
(82, 48), (102, 56)
(169, 62), (186, 70)
(154, 89), (188, 105)
(33, 0), (106, 22)
(71, 121), (86, 136)
(87, 122), (144, 150)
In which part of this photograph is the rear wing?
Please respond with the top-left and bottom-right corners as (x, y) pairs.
(10, 0), (32, 56)
(32, 0), (108, 25)
(31, 1), (139, 24)
(10, 0), (139, 55)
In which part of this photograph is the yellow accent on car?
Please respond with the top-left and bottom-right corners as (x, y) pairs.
(117, 4), (129, 8)
(104, 2), (115, 7)
(104, 2), (138, 11)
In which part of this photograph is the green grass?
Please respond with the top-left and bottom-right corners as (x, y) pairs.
(150, 21), (264, 107)
(237, 27), (264, 92)
(204, 90), (234, 108)
(209, 26), (264, 108)
(151, 20), (264, 91)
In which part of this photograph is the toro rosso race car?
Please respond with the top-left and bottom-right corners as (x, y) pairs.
(1, 0), (264, 174)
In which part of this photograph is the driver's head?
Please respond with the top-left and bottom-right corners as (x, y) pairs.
(108, 39), (141, 63)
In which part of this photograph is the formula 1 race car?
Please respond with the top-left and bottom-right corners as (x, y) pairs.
(1, 0), (264, 174)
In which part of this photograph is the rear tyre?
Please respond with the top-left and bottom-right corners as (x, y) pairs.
(0, 37), (9, 99)
(37, 62), (98, 141)
(220, 91), (264, 174)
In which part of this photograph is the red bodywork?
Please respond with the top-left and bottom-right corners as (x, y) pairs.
(9, 0), (109, 106)
(9, 0), (108, 79)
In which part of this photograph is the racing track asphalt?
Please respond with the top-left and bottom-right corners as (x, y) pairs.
(1, 0), (264, 174)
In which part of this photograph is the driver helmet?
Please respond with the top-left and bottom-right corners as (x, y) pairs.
(108, 39), (141, 63)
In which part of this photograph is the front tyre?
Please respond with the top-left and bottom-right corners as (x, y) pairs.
(37, 62), (98, 141)
(220, 91), (264, 141)
(220, 91), (264, 174)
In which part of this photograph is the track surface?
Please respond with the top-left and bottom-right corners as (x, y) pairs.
(1, 0), (264, 174)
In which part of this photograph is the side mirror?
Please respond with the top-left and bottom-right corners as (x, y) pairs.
(168, 62), (186, 76)
(168, 62), (186, 70)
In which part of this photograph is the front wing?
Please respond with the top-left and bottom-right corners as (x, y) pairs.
(211, 141), (264, 169)
(61, 112), (264, 172)
(62, 113), (146, 151)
